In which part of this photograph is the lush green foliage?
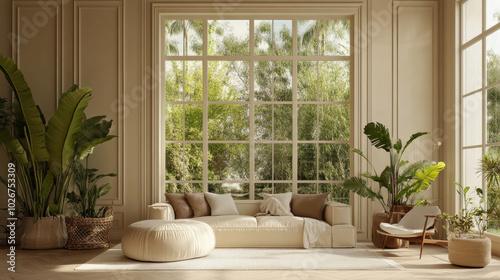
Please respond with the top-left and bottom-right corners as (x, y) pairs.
(343, 122), (445, 213)
(0, 53), (115, 221)
(164, 19), (351, 202)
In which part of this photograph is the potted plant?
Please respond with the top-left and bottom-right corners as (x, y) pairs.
(65, 116), (116, 249)
(0, 53), (113, 249)
(343, 122), (445, 248)
(442, 183), (491, 268)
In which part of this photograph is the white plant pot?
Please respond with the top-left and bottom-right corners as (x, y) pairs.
(448, 236), (491, 268)
(20, 216), (68, 249)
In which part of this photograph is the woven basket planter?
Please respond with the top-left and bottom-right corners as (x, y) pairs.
(65, 214), (113, 250)
(20, 216), (67, 249)
(448, 236), (491, 268)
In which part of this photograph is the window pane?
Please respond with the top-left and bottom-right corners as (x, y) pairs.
(486, 0), (500, 30)
(319, 183), (350, 204)
(298, 20), (318, 56)
(463, 41), (482, 94)
(274, 61), (293, 101)
(255, 183), (272, 199)
(255, 144), (272, 180)
(274, 144), (292, 180)
(209, 61), (249, 101)
(298, 105), (317, 140)
(319, 61), (350, 101)
(209, 183), (249, 200)
(319, 104), (350, 141)
(184, 61), (203, 101)
(165, 104), (183, 141)
(487, 30), (500, 86)
(463, 93), (482, 146)
(255, 104), (272, 140)
(185, 144), (203, 181)
(184, 183), (203, 193)
(462, 0), (482, 43)
(165, 182), (183, 194)
(298, 61), (317, 101)
(208, 20), (249, 56)
(165, 143), (184, 181)
(463, 148), (482, 196)
(254, 61), (273, 101)
(274, 20), (292, 56)
(275, 183), (292, 193)
(165, 20), (203, 56)
(208, 144), (249, 180)
(208, 105), (249, 140)
(275, 105), (292, 140)
(298, 183), (317, 194)
(298, 143), (317, 180)
(185, 104), (202, 140)
(254, 20), (272, 56)
(319, 144), (350, 180)
(488, 86), (500, 143)
(319, 20), (350, 56)
(165, 61), (183, 101)
(485, 147), (500, 234)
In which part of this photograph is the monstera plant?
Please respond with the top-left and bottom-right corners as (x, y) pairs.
(0, 53), (115, 248)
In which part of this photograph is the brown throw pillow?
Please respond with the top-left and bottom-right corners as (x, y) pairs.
(164, 193), (193, 219)
(185, 192), (211, 217)
(291, 193), (328, 220)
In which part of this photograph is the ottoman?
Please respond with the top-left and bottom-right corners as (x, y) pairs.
(121, 219), (215, 262)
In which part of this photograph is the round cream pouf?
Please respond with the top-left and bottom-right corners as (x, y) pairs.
(121, 219), (215, 262)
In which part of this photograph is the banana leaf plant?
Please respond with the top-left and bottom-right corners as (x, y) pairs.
(0, 53), (115, 222)
(343, 122), (445, 213)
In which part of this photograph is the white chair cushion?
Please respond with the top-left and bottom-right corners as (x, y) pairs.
(380, 222), (435, 235)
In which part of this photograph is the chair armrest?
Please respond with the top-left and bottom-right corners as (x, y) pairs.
(148, 203), (175, 220)
(323, 201), (352, 226)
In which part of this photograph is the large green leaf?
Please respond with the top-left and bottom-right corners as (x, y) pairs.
(414, 161), (446, 190)
(40, 170), (54, 198)
(76, 135), (116, 160)
(401, 132), (429, 155)
(343, 177), (382, 200)
(363, 122), (392, 152)
(0, 53), (49, 162)
(46, 87), (92, 174)
(0, 126), (28, 165)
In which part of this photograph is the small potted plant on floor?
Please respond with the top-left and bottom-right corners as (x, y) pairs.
(442, 183), (491, 268)
(65, 116), (116, 249)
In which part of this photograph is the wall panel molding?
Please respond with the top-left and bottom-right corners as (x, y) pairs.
(74, 0), (125, 206)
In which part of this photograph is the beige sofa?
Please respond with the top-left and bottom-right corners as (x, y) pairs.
(148, 201), (357, 248)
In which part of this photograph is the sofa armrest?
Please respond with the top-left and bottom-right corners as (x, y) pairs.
(148, 203), (175, 220)
(323, 201), (352, 226)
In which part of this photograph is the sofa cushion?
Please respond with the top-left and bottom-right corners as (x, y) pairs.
(164, 193), (193, 219)
(260, 192), (293, 213)
(185, 192), (211, 217)
(256, 216), (304, 228)
(204, 192), (239, 216)
(291, 193), (328, 220)
(192, 215), (257, 229)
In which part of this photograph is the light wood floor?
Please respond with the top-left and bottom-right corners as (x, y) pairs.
(2, 242), (500, 280)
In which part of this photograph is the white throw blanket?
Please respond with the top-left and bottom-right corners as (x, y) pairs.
(257, 198), (328, 248)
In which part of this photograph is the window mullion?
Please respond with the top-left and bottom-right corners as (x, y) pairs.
(249, 19), (255, 200)
(292, 19), (298, 194)
(202, 19), (208, 192)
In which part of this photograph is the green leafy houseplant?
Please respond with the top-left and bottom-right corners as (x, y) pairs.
(67, 116), (117, 218)
(480, 153), (500, 232)
(0, 53), (114, 222)
(343, 122), (445, 213)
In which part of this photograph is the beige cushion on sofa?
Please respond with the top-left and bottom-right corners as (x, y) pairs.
(256, 216), (303, 228)
(260, 192), (293, 213)
(164, 193), (193, 219)
(291, 193), (328, 220)
(185, 192), (211, 217)
(193, 215), (257, 228)
(204, 192), (239, 216)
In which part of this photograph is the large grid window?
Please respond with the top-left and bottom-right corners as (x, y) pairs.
(461, 0), (500, 234)
(162, 17), (353, 203)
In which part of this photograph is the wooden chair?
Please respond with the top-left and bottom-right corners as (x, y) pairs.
(377, 206), (448, 259)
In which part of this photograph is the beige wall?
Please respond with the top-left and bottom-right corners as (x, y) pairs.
(0, 0), (452, 243)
